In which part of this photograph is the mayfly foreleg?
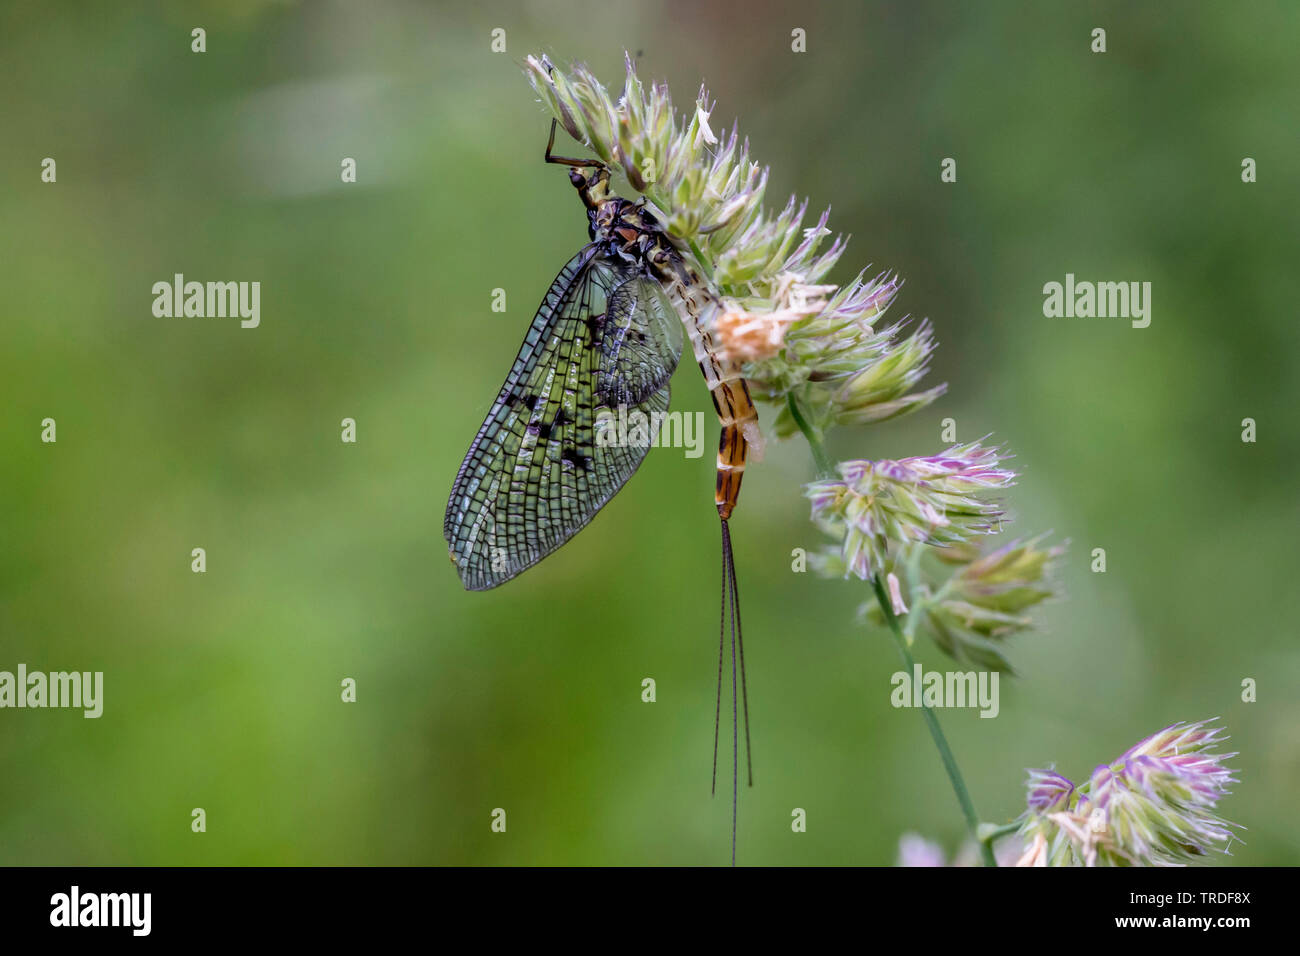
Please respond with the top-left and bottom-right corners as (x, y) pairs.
(544, 118), (604, 168)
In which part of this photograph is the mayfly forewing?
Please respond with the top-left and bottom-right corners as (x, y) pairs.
(444, 250), (680, 591)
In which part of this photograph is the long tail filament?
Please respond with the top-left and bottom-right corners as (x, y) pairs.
(712, 518), (752, 866)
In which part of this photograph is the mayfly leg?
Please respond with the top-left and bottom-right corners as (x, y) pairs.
(544, 118), (604, 168)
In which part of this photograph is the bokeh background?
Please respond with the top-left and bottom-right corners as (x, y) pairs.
(2, 0), (1297, 865)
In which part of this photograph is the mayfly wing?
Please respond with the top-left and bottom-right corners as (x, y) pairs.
(595, 269), (684, 407)
(445, 248), (683, 591)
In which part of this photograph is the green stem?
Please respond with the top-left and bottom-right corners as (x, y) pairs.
(787, 395), (834, 479)
(871, 575), (997, 867)
(978, 820), (1022, 848)
(788, 395), (996, 867)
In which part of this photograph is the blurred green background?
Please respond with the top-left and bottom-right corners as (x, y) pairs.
(2, 0), (1297, 865)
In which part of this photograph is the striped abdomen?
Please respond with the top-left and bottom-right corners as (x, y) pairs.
(661, 275), (758, 520)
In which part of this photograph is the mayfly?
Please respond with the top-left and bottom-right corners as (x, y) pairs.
(444, 115), (759, 864)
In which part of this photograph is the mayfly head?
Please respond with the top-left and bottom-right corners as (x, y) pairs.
(569, 164), (612, 209)
(544, 117), (615, 213)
